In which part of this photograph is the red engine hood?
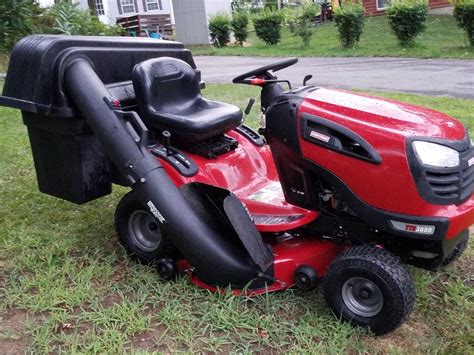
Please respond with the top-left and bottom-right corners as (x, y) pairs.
(304, 89), (467, 140)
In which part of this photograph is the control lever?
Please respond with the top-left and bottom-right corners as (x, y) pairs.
(245, 98), (256, 116)
(303, 74), (313, 86)
(162, 130), (171, 156)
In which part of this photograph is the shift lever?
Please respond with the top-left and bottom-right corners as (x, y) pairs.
(162, 130), (171, 156)
(245, 98), (256, 115)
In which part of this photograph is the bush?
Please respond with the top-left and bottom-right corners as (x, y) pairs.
(333, 3), (365, 48)
(47, 2), (122, 36)
(264, 0), (278, 11)
(232, 10), (249, 46)
(0, 0), (36, 51)
(252, 10), (285, 45)
(289, 3), (320, 46)
(387, 0), (428, 46)
(209, 12), (231, 47)
(0, 0), (122, 51)
(453, 0), (474, 46)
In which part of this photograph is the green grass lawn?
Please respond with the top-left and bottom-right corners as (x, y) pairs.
(190, 15), (474, 59)
(0, 83), (473, 353)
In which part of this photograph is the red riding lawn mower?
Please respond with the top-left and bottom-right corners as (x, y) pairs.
(1, 36), (472, 335)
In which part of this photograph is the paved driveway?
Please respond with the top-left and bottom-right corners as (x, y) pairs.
(194, 56), (474, 99)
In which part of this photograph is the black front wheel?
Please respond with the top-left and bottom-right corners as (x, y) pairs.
(323, 245), (415, 335)
(441, 230), (469, 267)
(115, 191), (176, 264)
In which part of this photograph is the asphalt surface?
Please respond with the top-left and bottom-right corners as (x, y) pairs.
(194, 56), (474, 99)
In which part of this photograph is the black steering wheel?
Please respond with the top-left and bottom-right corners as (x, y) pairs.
(232, 57), (298, 84)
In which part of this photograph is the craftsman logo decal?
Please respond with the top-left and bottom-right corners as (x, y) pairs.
(390, 220), (435, 235)
(309, 130), (331, 143)
(147, 201), (166, 223)
(405, 225), (417, 232)
(468, 157), (474, 167)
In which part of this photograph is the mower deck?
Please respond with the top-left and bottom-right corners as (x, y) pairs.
(183, 235), (344, 295)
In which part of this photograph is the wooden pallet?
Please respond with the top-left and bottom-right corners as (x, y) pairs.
(116, 14), (173, 36)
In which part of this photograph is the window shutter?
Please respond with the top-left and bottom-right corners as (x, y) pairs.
(158, 0), (162, 10)
(142, 0), (147, 12)
(133, 0), (138, 12)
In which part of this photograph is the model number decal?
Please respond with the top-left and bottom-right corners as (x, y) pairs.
(309, 130), (331, 143)
(390, 220), (435, 235)
(147, 201), (166, 223)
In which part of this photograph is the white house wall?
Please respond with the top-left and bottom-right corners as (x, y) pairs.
(203, 0), (232, 16)
(173, 0), (232, 45)
(38, 0), (55, 7)
(172, 0), (208, 44)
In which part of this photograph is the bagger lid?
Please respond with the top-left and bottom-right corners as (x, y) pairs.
(0, 35), (198, 117)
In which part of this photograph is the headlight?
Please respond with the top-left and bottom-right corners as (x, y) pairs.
(412, 141), (460, 168)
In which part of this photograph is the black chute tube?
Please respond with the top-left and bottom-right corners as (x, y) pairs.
(64, 58), (266, 288)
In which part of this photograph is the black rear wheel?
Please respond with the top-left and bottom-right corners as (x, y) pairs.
(323, 245), (415, 335)
(115, 191), (176, 264)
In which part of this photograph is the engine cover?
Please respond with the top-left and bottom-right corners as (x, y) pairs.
(265, 87), (473, 240)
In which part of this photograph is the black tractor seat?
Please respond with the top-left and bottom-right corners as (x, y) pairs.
(133, 57), (243, 143)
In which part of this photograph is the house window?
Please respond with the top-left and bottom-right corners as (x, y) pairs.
(121, 0), (136, 14)
(146, 0), (161, 11)
(377, 0), (390, 10)
(95, 0), (105, 15)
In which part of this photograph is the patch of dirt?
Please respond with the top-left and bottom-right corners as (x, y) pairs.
(0, 309), (34, 354)
(129, 326), (172, 352)
(54, 317), (92, 337)
(101, 292), (124, 309)
(361, 320), (430, 353)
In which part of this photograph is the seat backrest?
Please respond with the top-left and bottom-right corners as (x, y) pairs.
(132, 57), (201, 121)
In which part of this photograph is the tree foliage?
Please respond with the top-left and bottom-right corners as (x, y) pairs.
(0, 0), (36, 51)
(1, 0), (122, 52)
(288, 2), (320, 46)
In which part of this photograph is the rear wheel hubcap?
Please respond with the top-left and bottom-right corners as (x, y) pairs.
(128, 210), (162, 252)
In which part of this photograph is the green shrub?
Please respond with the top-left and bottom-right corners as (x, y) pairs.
(232, 10), (249, 45)
(333, 3), (365, 48)
(453, 0), (474, 46)
(209, 12), (231, 47)
(249, 6), (264, 15)
(264, 0), (278, 11)
(387, 0), (428, 46)
(252, 10), (285, 45)
(0, 0), (122, 51)
(0, 0), (35, 51)
(289, 3), (320, 46)
(47, 2), (122, 36)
